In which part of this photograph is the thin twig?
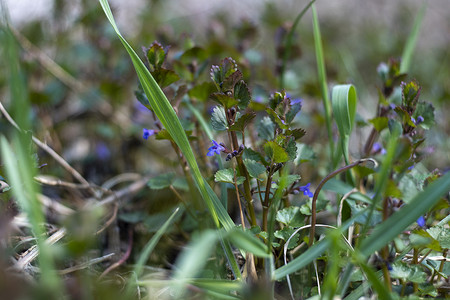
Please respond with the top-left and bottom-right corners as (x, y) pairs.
(309, 158), (377, 247)
(100, 227), (133, 279)
(0, 101), (97, 197)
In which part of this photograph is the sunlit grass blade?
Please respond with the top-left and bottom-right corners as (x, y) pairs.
(186, 101), (227, 209)
(279, 0), (315, 89)
(312, 4), (334, 164)
(172, 230), (219, 297)
(358, 260), (393, 300)
(400, 3), (427, 73)
(359, 170), (450, 257)
(332, 84), (357, 165)
(98, 0), (233, 230)
(132, 207), (180, 277)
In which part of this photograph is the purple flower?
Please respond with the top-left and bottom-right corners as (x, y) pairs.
(408, 165), (415, 171)
(207, 140), (225, 156)
(96, 142), (111, 160)
(143, 128), (155, 140)
(290, 98), (303, 105)
(413, 115), (424, 125)
(417, 216), (426, 228)
(299, 183), (313, 198)
(372, 142), (387, 155)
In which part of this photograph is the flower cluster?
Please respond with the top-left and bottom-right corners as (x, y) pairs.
(207, 140), (225, 156)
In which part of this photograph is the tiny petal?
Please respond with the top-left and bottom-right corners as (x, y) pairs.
(290, 98), (303, 105)
(417, 216), (426, 228)
(416, 115), (424, 124)
(299, 183), (313, 198)
(143, 128), (155, 140)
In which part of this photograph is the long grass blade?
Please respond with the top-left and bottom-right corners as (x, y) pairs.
(98, 0), (233, 230)
(400, 3), (427, 73)
(312, 4), (334, 163)
(359, 170), (450, 257)
(332, 84), (357, 165)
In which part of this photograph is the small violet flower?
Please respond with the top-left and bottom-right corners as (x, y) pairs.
(143, 128), (155, 140)
(207, 140), (225, 156)
(290, 98), (303, 105)
(299, 183), (314, 198)
(417, 216), (426, 228)
(372, 142), (387, 155)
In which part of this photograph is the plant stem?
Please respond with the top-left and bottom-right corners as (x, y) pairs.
(230, 130), (257, 226)
(262, 167), (274, 232)
(309, 158), (375, 246)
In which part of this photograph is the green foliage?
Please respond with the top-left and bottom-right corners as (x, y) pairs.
(1, 0), (448, 299)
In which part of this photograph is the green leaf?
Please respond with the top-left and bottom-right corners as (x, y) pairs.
(390, 262), (427, 283)
(257, 116), (275, 140)
(401, 80), (421, 108)
(226, 228), (271, 258)
(368, 117), (388, 132)
(222, 70), (243, 92)
(210, 93), (239, 109)
(229, 112), (256, 132)
(427, 225), (450, 249)
(286, 128), (306, 140)
(211, 106), (228, 131)
(243, 147), (265, 164)
(266, 108), (288, 129)
(332, 84), (357, 164)
(233, 80), (251, 110)
(214, 169), (245, 185)
(274, 227), (299, 249)
(285, 138), (297, 161)
(276, 206), (304, 227)
(144, 41), (166, 71)
(264, 141), (289, 163)
(188, 82), (217, 101)
(243, 159), (266, 180)
(413, 101), (435, 130)
(359, 171), (450, 257)
(295, 143), (316, 163)
(151, 68), (180, 89)
(147, 173), (175, 189)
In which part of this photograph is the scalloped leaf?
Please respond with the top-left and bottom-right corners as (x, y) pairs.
(233, 79), (251, 110)
(257, 116), (275, 140)
(413, 101), (435, 130)
(276, 206), (304, 227)
(266, 108), (288, 129)
(211, 106), (228, 131)
(151, 68), (180, 89)
(209, 93), (238, 109)
(214, 169), (245, 185)
(401, 80), (421, 108)
(144, 41), (166, 71)
(243, 159), (266, 180)
(264, 141), (288, 163)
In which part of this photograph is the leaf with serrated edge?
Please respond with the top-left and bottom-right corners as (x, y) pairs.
(214, 169), (245, 185)
(211, 106), (228, 131)
(229, 112), (255, 132)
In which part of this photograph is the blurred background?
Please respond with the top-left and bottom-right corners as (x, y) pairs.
(1, 0), (449, 181)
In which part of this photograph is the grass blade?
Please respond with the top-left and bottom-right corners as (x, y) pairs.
(312, 4), (334, 163)
(400, 3), (427, 73)
(332, 84), (357, 165)
(359, 170), (450, 257)
(98, 0), (233, 229)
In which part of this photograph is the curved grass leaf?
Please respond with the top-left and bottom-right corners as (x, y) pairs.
(332, 84), (357, 164)
(226, 228), (271, 258)
(98, 0), (232, 230)
(312, 4), (334, 162)
(359, 171), (450, 257)
(400, 3), (426, 73)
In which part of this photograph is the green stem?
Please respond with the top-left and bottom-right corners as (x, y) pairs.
(230, 131), (256, 226)
(262, 167), (274, 232)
